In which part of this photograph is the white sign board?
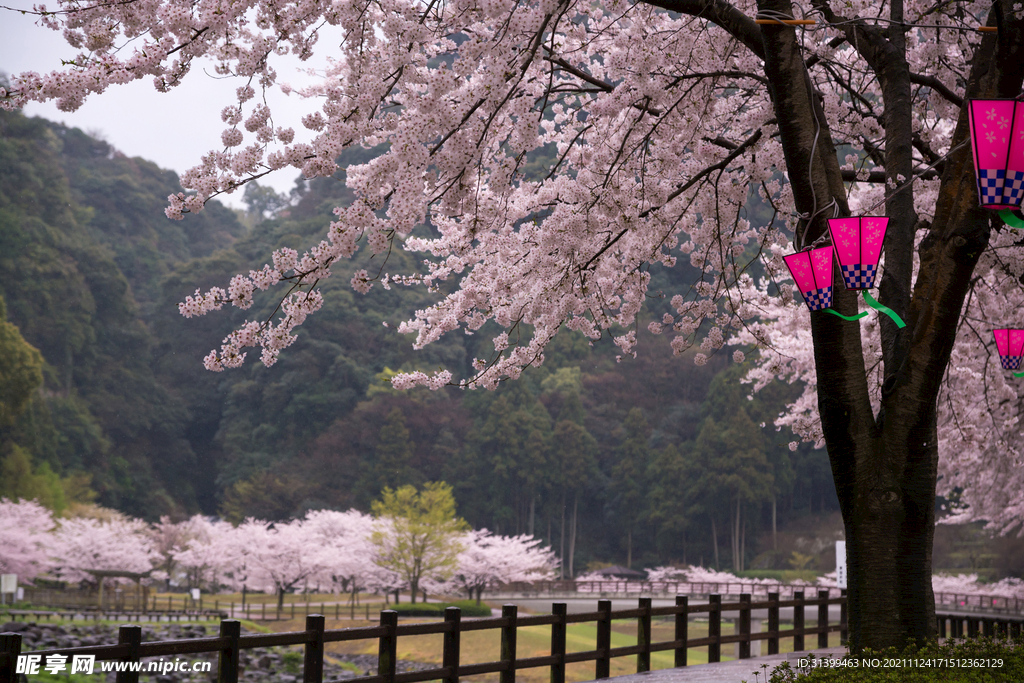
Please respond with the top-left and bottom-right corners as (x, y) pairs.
(0, 574), (16, 593)
(836, 541), (847, 589)
(190, 588), (201, 601)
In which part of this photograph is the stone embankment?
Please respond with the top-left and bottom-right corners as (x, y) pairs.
(2, 621), (433, 682)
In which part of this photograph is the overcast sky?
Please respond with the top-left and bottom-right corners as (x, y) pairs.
(0, 8), (339, 209)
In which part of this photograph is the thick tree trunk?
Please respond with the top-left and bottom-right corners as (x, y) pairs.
(755, 0), (1024, 653)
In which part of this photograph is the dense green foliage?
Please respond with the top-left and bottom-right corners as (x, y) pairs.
(0, 108), (844, 572)
(767, 639), (1024, 682)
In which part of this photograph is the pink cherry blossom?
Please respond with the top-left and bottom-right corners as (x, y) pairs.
(0, 499), (56, 581)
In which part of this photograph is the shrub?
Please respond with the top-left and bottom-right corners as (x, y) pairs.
(765, 637), (1024, 682)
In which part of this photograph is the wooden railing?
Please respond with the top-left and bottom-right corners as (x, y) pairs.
(496, 581), (1024, 614)
(2, 592), (843, 683)
(5, 594), (1024, 683)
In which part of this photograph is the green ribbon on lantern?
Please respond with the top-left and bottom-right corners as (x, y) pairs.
(1015, 371), (1024, 378)
(824, 308), (868, 321)
(862, 290), (906, 328)
(999, 209), (1024, 230)
(823, 291), (906, 328)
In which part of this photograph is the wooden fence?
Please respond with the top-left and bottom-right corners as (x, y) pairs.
(5, 592), (838, 683)
(496, 581), (1024, 614)
(4, 593), (1023, 683)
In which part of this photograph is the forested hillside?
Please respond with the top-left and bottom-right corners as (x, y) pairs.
(0, 108), (840, 573)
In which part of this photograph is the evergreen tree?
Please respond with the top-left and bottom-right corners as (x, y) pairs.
(610, 407), (650, 568)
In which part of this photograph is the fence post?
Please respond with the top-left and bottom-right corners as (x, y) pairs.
(937, 614), (946, 640)
(767, 592), (779, 655)
(839, 590), (847, 646)
(218, 619), (241, 683)
(738, 594), (751, 659)
(1, 632), (22, 683)
(708, 594), (721, 663)
(443, 607), (461, 683)
(596, 599), (611, 679)
(967, 618), (978, 638)
(304, 614), (325, 683)
(499, 604), (517, 683)
(674, 596), (688, 667)
(793, 591), (805, 652)
(817, 590), (829, 649)
(116, 625), (142, 683)
(378, 610), (398, 683)
(551, 603), (567, 683)
(637, 597), (652, 673)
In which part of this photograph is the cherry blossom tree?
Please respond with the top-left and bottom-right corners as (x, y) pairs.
(435, 529), (558, 603)
(51, 516), (160, 608)
(0, 498), (56, 582)
(147, 515), (206, 590)
(171, 516), (236, 591)
(6, 0), (1024, 651)
(226, 518), (332, 610)
(303, 508), (378, 602)
(51, 516), (159, 582)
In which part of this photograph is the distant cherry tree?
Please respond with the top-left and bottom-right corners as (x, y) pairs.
(0, 498), (56, 582)
(442, 529), (559, 604)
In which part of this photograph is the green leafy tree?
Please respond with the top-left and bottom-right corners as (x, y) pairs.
(363, 407), (420, 495)
(0, 294), (43, 426)
(690, 412), (773, 572)
(370, 482), (468, 603)
(610, 407), (650, 568)
(552, 418), (599, 578)
(646, 442), (697, 564)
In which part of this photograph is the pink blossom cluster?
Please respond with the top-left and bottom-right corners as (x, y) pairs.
(0, 499), (57, 581)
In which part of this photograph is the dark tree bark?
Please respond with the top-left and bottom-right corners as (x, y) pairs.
(650, 0), (1024, 652)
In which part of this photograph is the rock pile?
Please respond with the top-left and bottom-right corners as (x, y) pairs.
(2, 621), (433, 682)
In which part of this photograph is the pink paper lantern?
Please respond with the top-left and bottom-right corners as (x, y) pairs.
(967, 99), (1024, 210)
(827, 216), (889, 290)
(993, 328), (1024, 370)
(783, 246), (835, 312)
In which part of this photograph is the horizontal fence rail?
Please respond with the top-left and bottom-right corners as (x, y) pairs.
(4, 594), (1023, 683)
(495, 581), (1024, 614)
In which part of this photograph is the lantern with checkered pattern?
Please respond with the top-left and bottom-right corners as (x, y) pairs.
(968, 99), (1024, 210)
(827, 216), (888, 290)
(783, 246), (835, 313)
(993, 328), (1024, 371)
